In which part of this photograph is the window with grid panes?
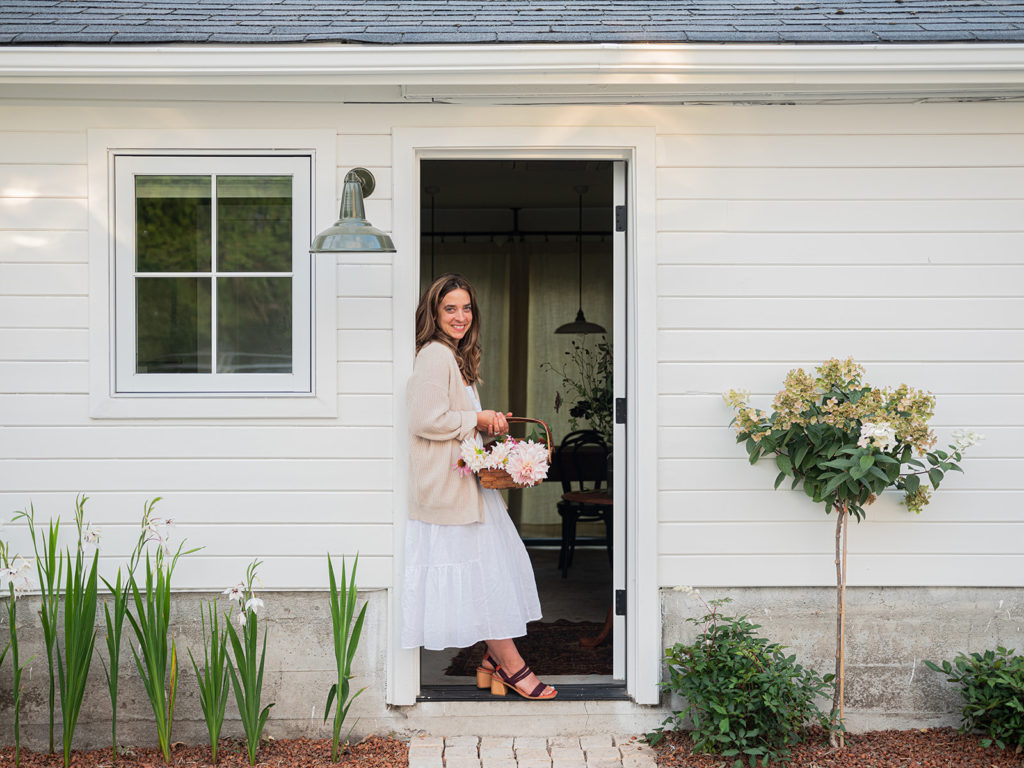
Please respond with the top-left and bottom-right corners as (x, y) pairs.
(113, 155), (313, 394)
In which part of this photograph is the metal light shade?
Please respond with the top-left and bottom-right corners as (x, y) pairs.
(556, 308), (607, 335)
(310, 168), (396, 253)
(555, 185), (606, 335)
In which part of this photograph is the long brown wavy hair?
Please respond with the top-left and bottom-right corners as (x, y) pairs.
(414, 273), (482, 385)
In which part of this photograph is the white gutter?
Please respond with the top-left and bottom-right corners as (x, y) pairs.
(2, 43), (1024, 100)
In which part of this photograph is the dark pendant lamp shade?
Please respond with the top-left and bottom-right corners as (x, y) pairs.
(310, 168), (396, 253)
(555, 307), (607, 335)
(555, 185), (606, 335)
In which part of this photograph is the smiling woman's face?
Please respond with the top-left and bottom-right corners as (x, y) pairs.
(436, 288), (473, 342)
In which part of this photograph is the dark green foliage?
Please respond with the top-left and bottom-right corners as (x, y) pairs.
(651, 598), (837, 767)
(324, 555), (368, 762)
(189, 600), (232, 764)
(101, 497), (160, 758)
(56, 496), (101, 767)
(541, 336), (613, 442)
(226, 560), (274, 766)
(925, 648), (1024, 751)
(127, 546), (191, 763)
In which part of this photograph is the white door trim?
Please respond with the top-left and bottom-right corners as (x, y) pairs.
(389, 126), (659, 706)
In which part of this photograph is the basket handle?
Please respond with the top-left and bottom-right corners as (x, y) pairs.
(504, 416), (553, 463)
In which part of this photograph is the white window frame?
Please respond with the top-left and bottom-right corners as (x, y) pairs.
(114, 154), (313, 394)
(88, 130), (338, 418)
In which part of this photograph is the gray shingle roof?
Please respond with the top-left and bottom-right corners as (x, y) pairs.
(2, 0), (1024, 45)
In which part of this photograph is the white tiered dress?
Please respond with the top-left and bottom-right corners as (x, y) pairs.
(401, 385), (542, 650)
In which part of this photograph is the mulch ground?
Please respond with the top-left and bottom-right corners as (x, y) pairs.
(4, 728), (1022, 768)
(0, 735), (408, 768)
(652, 727), (1024, 767)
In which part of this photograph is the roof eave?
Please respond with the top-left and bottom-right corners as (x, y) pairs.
(2, 42), (1024, 101)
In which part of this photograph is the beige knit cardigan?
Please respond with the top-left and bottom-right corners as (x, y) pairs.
(406, 341), (485, 525)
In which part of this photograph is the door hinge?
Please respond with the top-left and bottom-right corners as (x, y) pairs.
(615, 205), (627, 232)
(615, 397), (627, 424)
(615, 589), (627, 616)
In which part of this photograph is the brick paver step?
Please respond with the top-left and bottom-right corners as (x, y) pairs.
(410, 734), (652, 768)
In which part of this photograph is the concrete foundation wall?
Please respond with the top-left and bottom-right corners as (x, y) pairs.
(0, 590), (393, 751)
(3, 586), (1022, 749)
(662, 586), (1024, 731)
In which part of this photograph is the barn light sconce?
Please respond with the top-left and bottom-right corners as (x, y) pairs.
(555, 185), (606, 335)
(310, 168), (396, 253)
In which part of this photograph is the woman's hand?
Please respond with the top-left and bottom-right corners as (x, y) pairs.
(477, 410), (512, 436)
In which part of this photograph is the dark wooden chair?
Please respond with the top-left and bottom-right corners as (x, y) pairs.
(555, 429), (613, 578)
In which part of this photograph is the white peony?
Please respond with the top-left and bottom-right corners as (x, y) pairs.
(486, 439), (513, 469)
(460, 438), (491, 473)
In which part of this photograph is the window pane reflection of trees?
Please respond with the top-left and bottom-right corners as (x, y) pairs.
(133, 174), (294, 375)
(136, 277), (212, 373)
(217, 277), (293, 373)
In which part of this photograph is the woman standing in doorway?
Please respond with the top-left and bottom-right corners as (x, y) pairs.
(402, 273), (557, 700)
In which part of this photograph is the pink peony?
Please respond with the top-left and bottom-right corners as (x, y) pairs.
(506, 440), (550, 486)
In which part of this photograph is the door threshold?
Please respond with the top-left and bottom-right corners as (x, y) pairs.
(418, 683), (629, 702)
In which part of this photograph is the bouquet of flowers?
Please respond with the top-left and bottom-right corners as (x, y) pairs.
(456, 435), (550, 488)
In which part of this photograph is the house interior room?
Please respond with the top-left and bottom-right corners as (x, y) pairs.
(416, 159), (617, 692)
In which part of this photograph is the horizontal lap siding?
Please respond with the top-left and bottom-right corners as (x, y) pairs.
(0, 127), (397, 590)
(655, 104), (1024, 588)
(5, 100), (1023, 593)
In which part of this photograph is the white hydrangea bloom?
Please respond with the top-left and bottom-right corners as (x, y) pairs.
(952, 429), (984, 452)
(857, 421), (897, 452)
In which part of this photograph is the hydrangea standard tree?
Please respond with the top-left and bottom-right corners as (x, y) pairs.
(725, 358), (981, 745)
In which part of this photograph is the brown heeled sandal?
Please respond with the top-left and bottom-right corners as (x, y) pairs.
(475, 651), (498, 689)
(490, 663), (557, 700)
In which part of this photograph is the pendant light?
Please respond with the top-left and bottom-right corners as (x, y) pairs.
(556, 185), (606, 335)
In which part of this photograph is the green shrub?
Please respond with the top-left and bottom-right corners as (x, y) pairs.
(925, 647), (1024, 750)
(650, 594), (836, 767)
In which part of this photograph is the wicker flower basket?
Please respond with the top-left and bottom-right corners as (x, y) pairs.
(478, 416), (553, 490)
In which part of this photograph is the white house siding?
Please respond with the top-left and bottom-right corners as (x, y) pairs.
(0, 116), (396, 591)
(0, 97), (1022, 734)
(653, 102), (1024, 590)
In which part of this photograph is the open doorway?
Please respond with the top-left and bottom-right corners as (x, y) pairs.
(416, 159), (623, 698)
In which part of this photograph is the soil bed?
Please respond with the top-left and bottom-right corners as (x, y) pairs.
(0, 735), (408, 768)
(653, 727), (1023, 768)
(3, 729), (1021, 768)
